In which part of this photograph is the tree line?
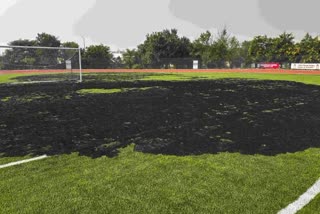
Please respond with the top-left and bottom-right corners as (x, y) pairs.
(1, 29), (320, 70)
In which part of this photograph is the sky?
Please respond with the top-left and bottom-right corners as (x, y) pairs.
(0, 0), (319, 51)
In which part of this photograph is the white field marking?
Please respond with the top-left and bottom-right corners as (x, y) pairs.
(0, 155), (48, 169)
(9, 80), (62, 85)
(278, 179), (320, 214)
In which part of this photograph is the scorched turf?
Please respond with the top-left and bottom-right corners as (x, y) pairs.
(1, 79), (320, 158)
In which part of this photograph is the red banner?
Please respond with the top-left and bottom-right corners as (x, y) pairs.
(258, 63), (280, 69)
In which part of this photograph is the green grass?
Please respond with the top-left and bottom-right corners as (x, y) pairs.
(1, 94), (51, 103)
(0, 73), (25, 83)
(1, 145), (320, 213)
(1, 96), (11, 102)
(2, 71), (320, 85)
(0, 72), (74, 84)
(87, 72), (320, 86)
(299, 194), (320, 213)
(0, 73), (43, 83)
(1, 71), (320, 213)
(77, 87), (156, 94)
(77, 88), (123, 94)
(141, 72), (320, 86)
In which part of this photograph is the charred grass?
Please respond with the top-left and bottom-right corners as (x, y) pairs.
(1, 78), (320, 158)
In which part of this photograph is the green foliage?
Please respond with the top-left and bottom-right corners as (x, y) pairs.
(3, 30), (320, 70)
(296, 33), (320, 63)
(239, 40), (252, 66)
(227, 36), (242, 68)
(34, 33), (61, 66)
(191, 28), (242, 68)
(82, 45), (113, 69)
(9, 39), (37, 47)
(35, 33), (61, 47)
(122, 49), (139, 69)
(211, 28), (242, 68)
(248, 35), (273, 63)
(62, 42), (79, 49)
(191, 31), (213, 68)
(271, 32), (296, 63)
(137, 29), (192, 68)
(0, 34), (80, 70)
(3, 39), (38, 69)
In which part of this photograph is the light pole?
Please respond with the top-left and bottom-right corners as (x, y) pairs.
(81, 36), (86, 50)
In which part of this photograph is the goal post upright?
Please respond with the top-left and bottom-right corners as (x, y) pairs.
(79, 47), (82, 83)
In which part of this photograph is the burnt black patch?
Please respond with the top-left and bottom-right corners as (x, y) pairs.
(1, 79), (320, 158)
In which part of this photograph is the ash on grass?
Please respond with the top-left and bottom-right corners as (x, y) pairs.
(1, 78), (320, 158)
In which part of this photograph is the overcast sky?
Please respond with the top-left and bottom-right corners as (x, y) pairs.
(0, 0), (319, 50)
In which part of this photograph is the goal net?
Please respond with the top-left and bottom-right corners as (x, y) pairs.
(0, 45), (82, 83)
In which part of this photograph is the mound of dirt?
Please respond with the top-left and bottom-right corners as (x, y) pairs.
(1, 79), (320, 158)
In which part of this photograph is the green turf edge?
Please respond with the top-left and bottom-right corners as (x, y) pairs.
(2, 71), (320, 213)
(1, 145), (320, 214)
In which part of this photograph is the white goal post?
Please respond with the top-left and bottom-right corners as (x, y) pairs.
(0, 45), (82, 82)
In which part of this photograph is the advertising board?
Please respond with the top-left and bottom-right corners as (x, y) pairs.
(193, 60), (199, 69)
(66, 60), (72, 70)
(291, 63), (320, 70)
(258, 63), (280, 69)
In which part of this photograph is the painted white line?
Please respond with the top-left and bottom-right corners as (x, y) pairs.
(0, 155), (48, 169)
(278, 179), (320, 214)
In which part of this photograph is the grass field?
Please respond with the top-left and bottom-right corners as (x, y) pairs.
(1, 71), (320, 213)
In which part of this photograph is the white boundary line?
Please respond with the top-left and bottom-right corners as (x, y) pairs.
(278, 179), (320, 214)
(0, 155), (48, 169)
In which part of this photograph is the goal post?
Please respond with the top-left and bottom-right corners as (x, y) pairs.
(0, 45), (82, 83)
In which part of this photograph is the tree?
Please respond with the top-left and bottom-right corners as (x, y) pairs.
(34, 33), (61, 65)
(122, 49), (140, 68)
(2, 39), (37, 69)
(209, 28), (242, 68)
(296, 33), (320, 63)
(272, 32), (296, 64)
(191, 31), (213, 68)
(62, 42), (79, 48)
(82, 45), (113, 69)
(248, 35), (273, 63)
(239, 40), (252, 67)
(36, 33), (61, 47)
(137, 29), (192, 68)
(192, 28), (242, 68)
(227, 36), (242, 68)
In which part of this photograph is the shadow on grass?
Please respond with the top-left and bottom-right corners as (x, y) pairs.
(1, 78), (320, 158)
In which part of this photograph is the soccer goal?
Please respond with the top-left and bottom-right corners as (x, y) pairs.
(0, 45), (82, 83)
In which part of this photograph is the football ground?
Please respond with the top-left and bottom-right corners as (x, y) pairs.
(1, 71), (320, 213)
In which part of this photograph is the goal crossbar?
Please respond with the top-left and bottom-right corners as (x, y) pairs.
(0, 45), (79, 50)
